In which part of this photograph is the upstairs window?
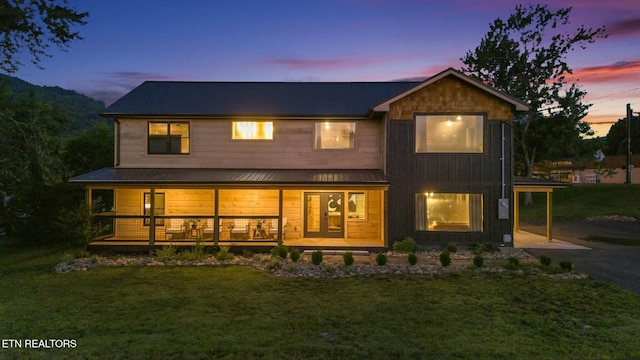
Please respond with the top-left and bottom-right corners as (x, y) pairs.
(148, 122), (190, 154)
(415, 115), (483, 153)
(232, 121), (273, 140)
(315, 122), (355, 149)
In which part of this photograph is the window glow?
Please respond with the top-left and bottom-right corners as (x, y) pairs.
(315, 122), (356, 149)
(415, 193), (483, 232)
(232, 121), (273, 140)
(415, 115), (483, 153)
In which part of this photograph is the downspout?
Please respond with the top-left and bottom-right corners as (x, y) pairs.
(501, 121), (506, 199)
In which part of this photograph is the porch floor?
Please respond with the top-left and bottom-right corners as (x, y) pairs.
(88, 237), (386, 252)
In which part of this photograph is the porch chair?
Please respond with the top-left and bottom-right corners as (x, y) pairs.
(230, 219), (250, 239)
(165, 218), (186, 240)
(203, 218), (215, 239)
(269, 217), (287, 240)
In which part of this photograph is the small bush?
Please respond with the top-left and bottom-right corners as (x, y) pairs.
(156, 245), (178, 261)
(439, 250), (451, 267)
(559, 260), (573, 272)
(540, 255), (552, 266)
(408, 253), (418, 265)
(267, 257), (282, 270)
(447, 243), (457, 253)
(473, 255), (484, 268)
(375, 252), (387, 266)
(343, 251), (354, 266)
(215, 245), (234, 261)
(509, 257), (520, 267)
(271, 244), (289, 259)
(393, 237), (417, 253)
(311, 249), (323, 265)
(289, 247), (301, 262)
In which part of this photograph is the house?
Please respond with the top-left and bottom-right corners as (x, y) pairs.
(70, 68), (529, 251)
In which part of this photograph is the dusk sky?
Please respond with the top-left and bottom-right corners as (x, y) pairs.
(11, 0), (640, 137)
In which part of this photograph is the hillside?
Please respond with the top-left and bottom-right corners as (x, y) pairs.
(0, 75), (107, 133)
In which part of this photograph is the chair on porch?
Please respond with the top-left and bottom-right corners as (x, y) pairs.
(230, 219), (250, 240)
(165, 218), (186, 240)
(269, 217), (287, 240)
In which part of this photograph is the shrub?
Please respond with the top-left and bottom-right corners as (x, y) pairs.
(393, 237), (417, 253)
(343, 251), (354, 266)
(439, 250), (451, 267)
(509, 257), (520, 267)
(559, 260), (573, 272)
(472, 243), (486, 255)
(473, 255), (484, 268)
(242, 249), (255, 258)
(375, 252), (387, 266)
(447, 243), (458, 253)
(289, 247), (301, 262)
(311, 249), (323, 265)
(267, 257), (282, 270)
(271, 244), (289, 259)
(540, 255), (552, 266)
(215, 245), (234, 261)
(408, 252), (418, 265)
(156, 245), (178, 261)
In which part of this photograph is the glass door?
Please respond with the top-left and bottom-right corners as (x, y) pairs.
(304, 192), (343, 238)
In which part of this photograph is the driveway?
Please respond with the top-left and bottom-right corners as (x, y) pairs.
(520, 221), (640, 295)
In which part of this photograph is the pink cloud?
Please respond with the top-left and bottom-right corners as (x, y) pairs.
(568, 60), (640, 83)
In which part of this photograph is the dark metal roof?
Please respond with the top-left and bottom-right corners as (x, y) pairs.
(102, 81), (420, 118)
(69, 168), (388, 186)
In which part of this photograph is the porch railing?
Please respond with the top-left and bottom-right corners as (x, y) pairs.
(91, 214), (285, 243)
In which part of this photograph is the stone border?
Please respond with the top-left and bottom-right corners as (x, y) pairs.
(54, 249), (588, 280)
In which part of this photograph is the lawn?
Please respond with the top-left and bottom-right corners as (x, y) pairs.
(1, 241), (640, 359)
(519, 184), (640, 221)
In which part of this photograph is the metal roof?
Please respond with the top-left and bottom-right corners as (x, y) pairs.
(102, 81), (420, 118)
(69, 168), (388, 186)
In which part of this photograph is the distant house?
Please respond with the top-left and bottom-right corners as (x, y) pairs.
(536, 154), (639, 184)
(71, 68), (529, 251)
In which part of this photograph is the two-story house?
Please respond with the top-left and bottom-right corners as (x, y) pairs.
(71, 68), (528, 251)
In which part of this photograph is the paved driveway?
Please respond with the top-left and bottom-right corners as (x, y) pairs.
(520, 221), (640, 295)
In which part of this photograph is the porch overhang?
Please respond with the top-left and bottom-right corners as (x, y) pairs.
(513, 176), (570, 241)
(69, 168), (389, 188)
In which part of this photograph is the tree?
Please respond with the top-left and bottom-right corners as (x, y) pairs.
(605, 116), (640, 155)
(460, 4), (607, 185)
(64, 122), (114, 176)
(0, 0), (88, 73)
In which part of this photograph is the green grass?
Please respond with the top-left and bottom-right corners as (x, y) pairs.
(519, 184), (640, 221)
(1, 241), (640, 359)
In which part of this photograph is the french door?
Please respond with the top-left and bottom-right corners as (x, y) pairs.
(304, 192), (344, 238)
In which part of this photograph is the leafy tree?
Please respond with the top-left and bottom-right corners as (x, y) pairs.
(0, 0), (88, 73)
(64, 122), (114, 176)
(605, 116), (640, 155)
(460, 4), (607, 185)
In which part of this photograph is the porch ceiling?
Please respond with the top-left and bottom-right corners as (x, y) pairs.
(70, 168), (388, 186)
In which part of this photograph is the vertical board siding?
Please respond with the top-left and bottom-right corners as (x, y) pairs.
(386, 74), (515, 247)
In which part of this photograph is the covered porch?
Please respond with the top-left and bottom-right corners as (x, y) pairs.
(71, 168), (388, 252)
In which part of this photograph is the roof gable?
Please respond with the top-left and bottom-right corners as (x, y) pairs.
(372, 68), (529, 112)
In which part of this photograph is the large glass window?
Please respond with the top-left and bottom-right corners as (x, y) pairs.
(144, 192), (165, 226)
(415, 193), (483, 232)
(315, 122), (355, 149)
(232, 121), (273, 140)
(148, 122), (189, 154)
(415, 115), (483, 153)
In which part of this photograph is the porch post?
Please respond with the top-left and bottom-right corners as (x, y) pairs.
(278, 189), (284, 242)
(214, 188), (219, 246)
(149, 187), (156, 255)
(513, 190), (520, 233)
(546, 191), (552, 241)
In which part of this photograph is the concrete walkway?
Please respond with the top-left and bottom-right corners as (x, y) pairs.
(514, 230), (590, 250)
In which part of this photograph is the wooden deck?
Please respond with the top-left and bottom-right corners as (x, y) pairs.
(88, 237), (386, 252)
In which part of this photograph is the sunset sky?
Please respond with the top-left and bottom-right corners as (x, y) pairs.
(12, 0), (640, 137)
